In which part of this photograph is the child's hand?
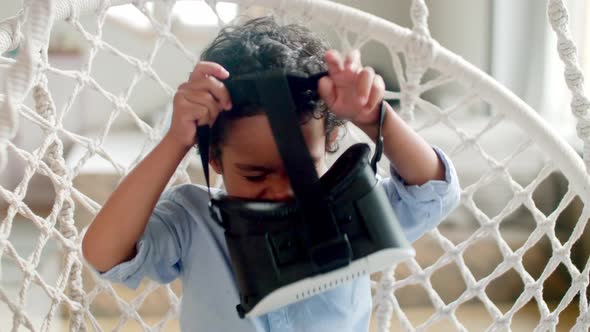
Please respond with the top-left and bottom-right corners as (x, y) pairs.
(168, 61), (232, 147)
(318, 49), (385, 127)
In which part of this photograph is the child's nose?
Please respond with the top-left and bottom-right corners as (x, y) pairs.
(264, 177), (294, 201)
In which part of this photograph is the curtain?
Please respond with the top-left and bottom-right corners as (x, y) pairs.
(490, 0), (587, 147)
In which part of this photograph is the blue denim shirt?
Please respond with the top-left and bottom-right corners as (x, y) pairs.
(95, 147), (460, 332)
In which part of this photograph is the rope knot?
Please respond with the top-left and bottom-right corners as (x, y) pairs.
(504, 253), (520, 267)
(542, 314), (558, 326)
(469, 281), (485, 295)
(88, 138), (101, 155)
(410, 0), (430, 37)
(525, 281), (542, 295)
(548, 0), (569, 30)
(33, 83), (55, 121)
(400, 83), (419, 107)
(114, 96), (127, 111)
(513, 189), (529, 204)
(89, 35), (102, 49)
(402, 31), (436, 123)
(564, 66), (583, 90)
(406, 32), (436, 72)
(577, 315), (590, 329)
(137, 60), (150, 75)
(576, 119), (590, 139)
(572, 95), (590, 117)
(76, 72), (90, 85)
(553, 246), (569, 259)
(558, 39), (577, 59)
(67, 0), (81, 23)
(495, 317), (510, 329)
(572, 273), (589, 289)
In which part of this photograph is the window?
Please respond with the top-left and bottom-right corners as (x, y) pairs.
(174, 1), (238, 25)
(106, 1), (238, 30)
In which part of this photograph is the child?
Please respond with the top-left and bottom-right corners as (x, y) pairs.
(82, 16), (460, 332)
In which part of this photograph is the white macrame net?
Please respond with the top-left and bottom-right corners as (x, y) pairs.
(1, 0), (590, 331)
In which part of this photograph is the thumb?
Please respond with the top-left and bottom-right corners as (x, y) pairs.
(318, 76), (336, 108)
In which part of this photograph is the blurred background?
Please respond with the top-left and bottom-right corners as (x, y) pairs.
(1, 0), (589, 331)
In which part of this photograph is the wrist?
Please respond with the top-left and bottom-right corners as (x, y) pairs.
(354, 101), (388, 139)
(162, 132), (193, 154)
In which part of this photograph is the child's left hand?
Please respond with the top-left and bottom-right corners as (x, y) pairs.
(318, 49), (385, 127)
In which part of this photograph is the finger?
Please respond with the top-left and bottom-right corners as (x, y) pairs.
(343, 49), (361, 71)
(189, 102), (212, 126)
(202, 100), (223, 127)
(179, 90), (226, 127)
(181, 78), (232, 110)
(366, 74), (385, 112)
(190, 61), (230, 81)
(324, 49), (344, 75)
(318, 76), (337, 108)
(357, 67), (375, 104)
(179, 90), (221, 114)
(176, 96), (211, 125)
(206, 76), (232, 110)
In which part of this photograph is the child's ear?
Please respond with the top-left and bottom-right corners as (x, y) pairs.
(209, 157), (222, 175)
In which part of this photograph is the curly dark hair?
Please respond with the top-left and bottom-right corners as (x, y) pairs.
(199, 16), (346, 161)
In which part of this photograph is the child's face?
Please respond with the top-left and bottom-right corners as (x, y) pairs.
(210, 114), (328, 201)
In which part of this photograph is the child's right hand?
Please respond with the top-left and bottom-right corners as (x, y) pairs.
(167, 61), (232, 148)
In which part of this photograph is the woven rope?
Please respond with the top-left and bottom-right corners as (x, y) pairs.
(547, 0), (590, 174)
(0, 1), (589, 331)
(0, 0), (55, 173)
(373, 1), (436, 329)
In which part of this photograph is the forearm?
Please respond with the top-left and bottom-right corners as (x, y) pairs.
(82, 134), (191, 272)
(357, 103), (445, 185)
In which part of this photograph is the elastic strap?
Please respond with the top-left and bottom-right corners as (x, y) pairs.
(196, 125), (211, 197)
(370, 100), (387, 173)
(197, 99), (389, 195)
(256, 71), (338, 246)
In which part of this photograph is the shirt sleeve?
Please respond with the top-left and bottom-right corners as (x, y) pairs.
(90, 190), (193, 289)
(379, 146), (461, 243)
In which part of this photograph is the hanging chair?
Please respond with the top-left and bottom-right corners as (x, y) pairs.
(0, 0), (589, 331)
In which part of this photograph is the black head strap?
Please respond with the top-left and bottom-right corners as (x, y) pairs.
(195, 70), (387, 271)
(197, 124), (212, 196)
(370, 100), (387, 173)
(196, 72), (388, 196)
(196, 72), (387, 197)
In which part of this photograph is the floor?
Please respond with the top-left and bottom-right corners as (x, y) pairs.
(7, 302), (576, 331)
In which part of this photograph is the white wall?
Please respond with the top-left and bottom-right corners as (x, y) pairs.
(336, 0), (491, 71)
(0, 1), (21, 21)
(332, 0), (491, 112)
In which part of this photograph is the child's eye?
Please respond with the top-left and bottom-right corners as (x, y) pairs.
(244, 175), (267, 182)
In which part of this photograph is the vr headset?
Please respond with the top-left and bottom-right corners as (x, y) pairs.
(196, 70), (414, 318)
